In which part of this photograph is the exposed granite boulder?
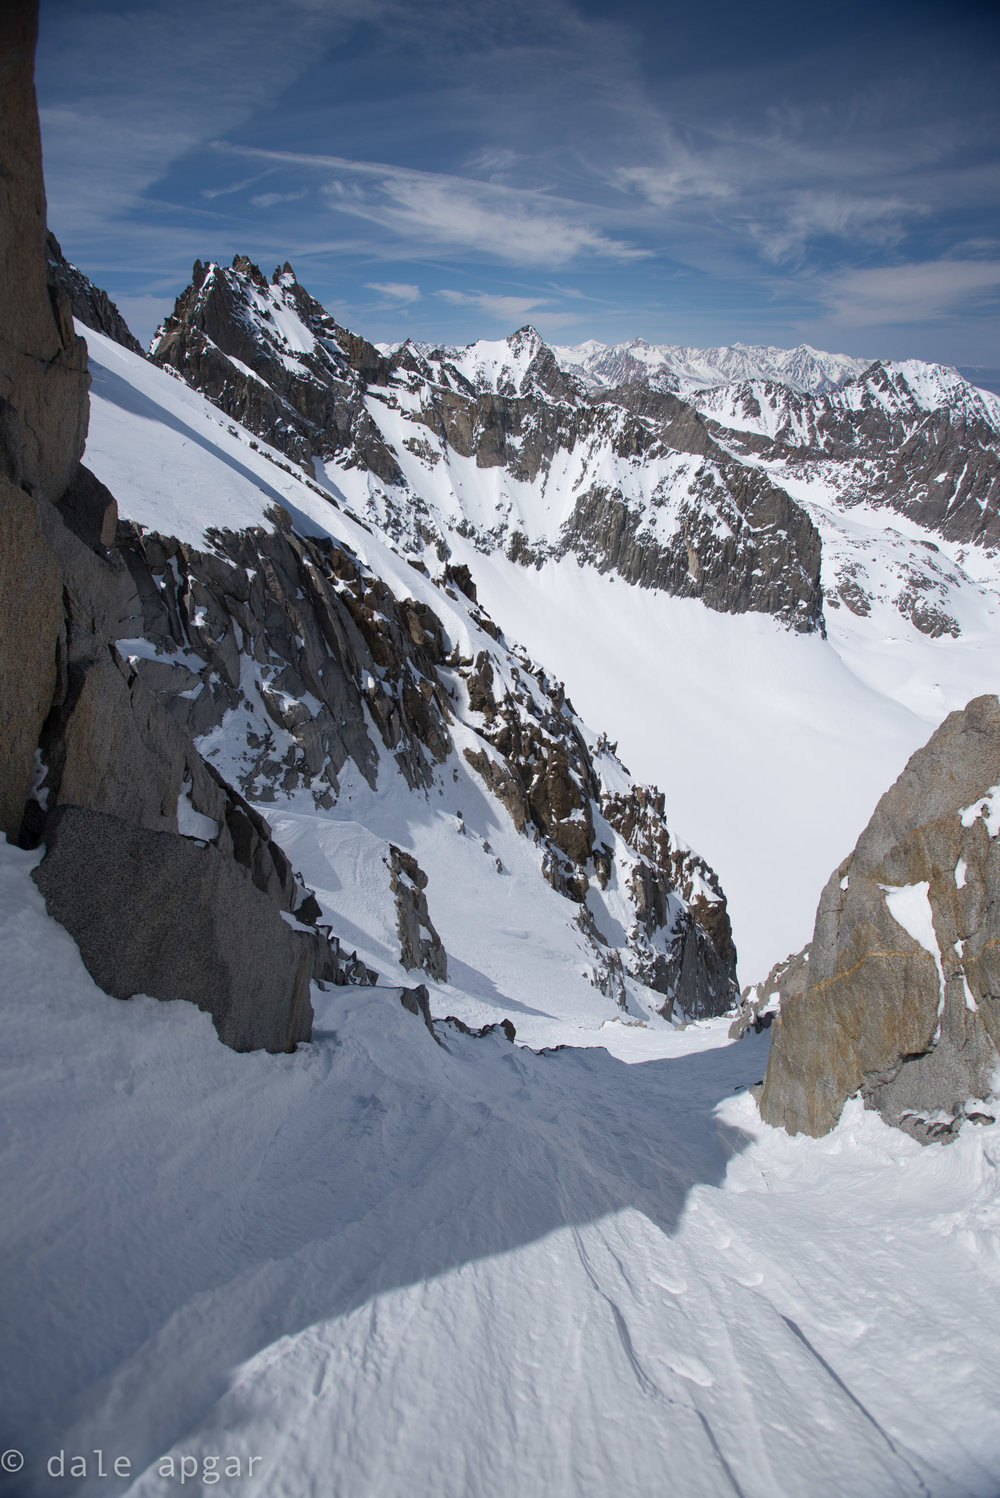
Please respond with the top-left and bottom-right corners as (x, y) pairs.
(760, 694), (1000, 1141)
(33, 807), (314, 1052)
(398, 982), (436, 1037)
(389, 845), (448, 982)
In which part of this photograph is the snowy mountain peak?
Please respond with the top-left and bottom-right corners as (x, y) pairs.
(551, 337), (870, 398)
(419, 324), (579, 402)
(841, 358), (1000, 427)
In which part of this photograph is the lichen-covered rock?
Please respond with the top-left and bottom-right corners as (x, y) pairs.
(33, 807), (314, 1052)
(760, 694), (1000, 1141)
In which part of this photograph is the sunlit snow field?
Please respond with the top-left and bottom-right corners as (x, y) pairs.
(2, 838), (1000, 1497)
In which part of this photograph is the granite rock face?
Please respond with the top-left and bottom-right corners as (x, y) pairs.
(0, 477), (63, 838)
(0, 3), (89, 506)
(33, 807), (315, 1052)
(0, 3), (346, 1052)
(760, 694), (1000, 1141)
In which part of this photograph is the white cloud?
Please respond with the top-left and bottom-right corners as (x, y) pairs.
(366, 282), (421, 302)
(435, 288), (582, 330)
(437, 289), (550, 321)
(615, 161), (733, 209)
(201, 172), (274, 200)
(817, 260), (1000, 325)
(219, 145), (644, 267)
(251, 190), (308, 209)
(750, 190), (917, 263)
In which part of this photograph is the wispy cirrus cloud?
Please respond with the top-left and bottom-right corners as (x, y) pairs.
(816, 259), (1000, 325)
(437, 289), (550, 321)
(435, 288), (582, 329)
(212, 143), (644, 267)
(251, 190), (308, 209)
(36, 0), (379, 235)
(366, 282), (422, 303)
(35, 0), (1000, 361)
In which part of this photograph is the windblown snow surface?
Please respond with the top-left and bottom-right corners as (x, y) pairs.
(2, 329), (1000, 1497)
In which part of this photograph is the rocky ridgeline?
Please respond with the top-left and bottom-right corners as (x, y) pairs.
(152, 257), (401, 480)
(45, 232), (144, 356)
(113, 506), (738, 1019)
(759, 694), (1000, 1142)
(150, 259), (824, 633)
(699, 362), (1000, 550)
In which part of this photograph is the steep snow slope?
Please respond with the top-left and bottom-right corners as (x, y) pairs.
(82, 327), (736, 1030)
(463, 553), (934, 981)
(3, 838), (1000, 1498)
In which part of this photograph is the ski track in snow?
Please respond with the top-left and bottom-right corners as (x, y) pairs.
(3, 327), (1000, 1495)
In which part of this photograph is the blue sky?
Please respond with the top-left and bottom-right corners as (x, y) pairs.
(36, 0), (1000, 368)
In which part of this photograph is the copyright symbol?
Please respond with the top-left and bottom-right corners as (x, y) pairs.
(1, 1450), (23, 1473)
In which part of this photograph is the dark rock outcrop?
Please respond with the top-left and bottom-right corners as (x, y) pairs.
(44, 232), (144, 355)
(558, 459), (823, 632)
(760, 694), (1000, 1141)
(33, 807), (314, 1052)
(602, 786), (737, 1020)
(389, 846), (448, 982)
(151, 257), (401, 479)
(116, 512), (453, 799)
